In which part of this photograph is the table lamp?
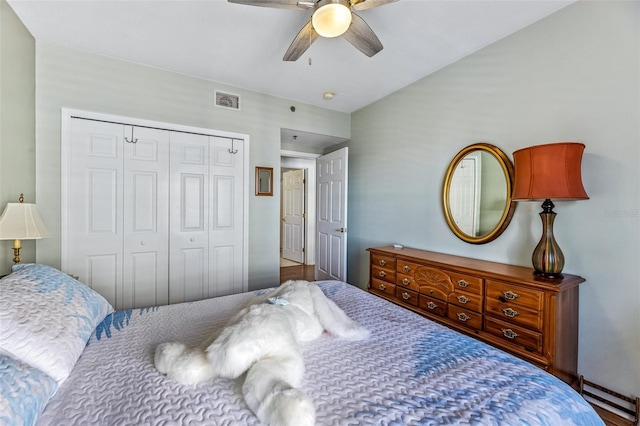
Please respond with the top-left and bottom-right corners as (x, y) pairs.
(0, 193), (51, 264)
(512, 143), (589, 278)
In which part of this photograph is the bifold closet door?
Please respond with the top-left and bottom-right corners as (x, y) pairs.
(169, 134), (244, 302)
(209, 136), (244, 297)
(65, 119), (169, 309)
(169, 132), (210, 303)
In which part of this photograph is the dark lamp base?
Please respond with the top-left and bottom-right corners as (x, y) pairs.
(533, 270), (564, 279)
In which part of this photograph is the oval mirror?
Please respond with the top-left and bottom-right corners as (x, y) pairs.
(442, 143), (516, 244)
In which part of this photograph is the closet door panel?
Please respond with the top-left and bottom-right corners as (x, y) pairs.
(66, 119), (124, 308)
(209, 137), (244, 297)
(169, 132), (210, 303)
(123, 126), (170, 309)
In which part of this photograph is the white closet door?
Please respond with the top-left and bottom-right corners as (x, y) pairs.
(209, 137), (244, 297)
(169, 132), (210, 303)
(122, 126), (170, 308)
(66, 119), (124, 307)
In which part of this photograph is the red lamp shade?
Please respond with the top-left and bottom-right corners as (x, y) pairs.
(512, 142), (589, 201)
(512, 142), (588, 279)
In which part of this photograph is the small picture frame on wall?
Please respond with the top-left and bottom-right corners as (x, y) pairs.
(255, 167), (273, 196)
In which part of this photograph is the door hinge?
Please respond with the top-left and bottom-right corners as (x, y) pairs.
(302, 213), (305, 219)
(303, 179), (306, 184)
(302, 247), (305, 253)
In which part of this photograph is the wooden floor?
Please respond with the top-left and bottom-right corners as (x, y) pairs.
(591, 404), (635, 426)
(279, 264), (315, 283)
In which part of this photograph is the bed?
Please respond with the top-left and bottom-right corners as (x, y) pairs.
(0, 264), (603, 425)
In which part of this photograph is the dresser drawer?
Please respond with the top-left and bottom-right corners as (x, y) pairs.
(418, 295), (447, 317)
(448, 291), (482, 312)
(395, 288), (419, 307)
(448, 271), (483, 295)
(485, 317), (543, 356)
(485, 299), (542, 332)
(371, 265), (396, 284)
(371, 253), (396, 269)
(396, 260), (422, 275)
(396, 273), (419, 292)
(447, 305), (482, 331)
(370, 278), (395, 297)
(486, 280), (543, 311)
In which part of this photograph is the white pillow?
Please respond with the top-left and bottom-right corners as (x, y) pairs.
(0, 352), (58, 426)
(0, 264), (113, 384)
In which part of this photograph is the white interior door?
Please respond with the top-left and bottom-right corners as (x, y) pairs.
(316, 147), (348, 281)
(450, 154), (481, 236)
(209, 136), (245, 297)
(169, 132), (210, 304)
(122, 126), (170, 308)
(65, 119), (124, 307)
(282, 169), (305, 264)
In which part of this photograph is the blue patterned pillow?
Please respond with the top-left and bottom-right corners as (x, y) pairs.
(0, 353), (58, 426)
(0, 264), (113, 384)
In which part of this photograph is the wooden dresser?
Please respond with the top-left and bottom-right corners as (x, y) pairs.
(367, 245), (585, 386)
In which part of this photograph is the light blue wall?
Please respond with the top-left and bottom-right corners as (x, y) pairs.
(0, 0), (35, 273)
(33, 44), (350, 290)
(348, 1), (639, 397)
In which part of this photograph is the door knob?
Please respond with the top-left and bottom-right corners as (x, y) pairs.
(336, 227), (346, 233)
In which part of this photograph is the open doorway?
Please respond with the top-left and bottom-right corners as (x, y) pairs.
(280, 154), (318, 266)
(279, 128), (348, 283)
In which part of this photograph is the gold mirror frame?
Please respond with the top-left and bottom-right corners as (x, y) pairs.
(442, 143), (516, 244)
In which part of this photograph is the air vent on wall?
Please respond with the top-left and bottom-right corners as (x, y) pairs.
(215, 90), (241, 110)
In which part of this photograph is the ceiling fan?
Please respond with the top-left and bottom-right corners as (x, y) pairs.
(228, 0), (398, 61)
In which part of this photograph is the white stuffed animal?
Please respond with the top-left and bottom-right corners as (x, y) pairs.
(154, 280), (369, 426)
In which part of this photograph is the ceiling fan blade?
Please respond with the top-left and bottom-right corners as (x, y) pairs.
(283, 20), (319, 61)
(351, 0), (398, 11)
(342, 13), (383, 57)
(228, 0), (311, 10)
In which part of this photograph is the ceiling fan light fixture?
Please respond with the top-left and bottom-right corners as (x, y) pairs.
(312, 0), (352, 38)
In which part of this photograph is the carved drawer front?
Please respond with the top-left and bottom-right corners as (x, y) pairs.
(448, 291), (482, 313)
(370, 278), (395, 297)
(418, 294), (447, 317)
(395, 288), (419, 307)
(485, 280), (543, 311)
(448, 271), (483, 296)
(372, 253), (396, 270)
(447, 305), (482, 331)
(414, 266), (453, 301)
(371, 265), (396, 284)
(485, 317), (543, 356)
(396, 273), (419, 292)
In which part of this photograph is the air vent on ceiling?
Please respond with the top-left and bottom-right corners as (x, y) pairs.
(215, 90), (241, 110)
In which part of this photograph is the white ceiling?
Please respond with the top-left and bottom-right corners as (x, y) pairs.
(8, 0), (574, 116)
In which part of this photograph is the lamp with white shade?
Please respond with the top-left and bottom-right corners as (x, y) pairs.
(0, 194), (50, 264)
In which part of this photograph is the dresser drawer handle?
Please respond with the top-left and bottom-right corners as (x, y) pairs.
(403, 265), (411, 273)
(378, 283), (386, 291)
(379, 259), (386, 267)
(501, 328), (519, 339)
(426, 301), (437, 310)
(378, 271), (386, 278)
(402, 278), (410, 285)
(503, 290), (520, 300)
(457, 295), (469, 304)
(402, 292), (411, 301)
(456, 312), (471, 322)
(457, 280), (469, 288)
(502, 307), (519, 318)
